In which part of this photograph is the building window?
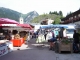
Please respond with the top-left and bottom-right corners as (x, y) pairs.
(69, 18), (70, 20)
(78, 14), (80, 17)
(74, 16), (76, 18)
(71, 17), (73, 19)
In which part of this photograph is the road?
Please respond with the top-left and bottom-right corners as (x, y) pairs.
(0, 38), (80, 60)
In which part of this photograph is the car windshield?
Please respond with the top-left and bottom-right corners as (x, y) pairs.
(66, 29), (74, 34)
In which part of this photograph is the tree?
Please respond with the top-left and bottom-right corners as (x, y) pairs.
(52, 11), (58, 15)
(49, 11), (52, 14)
(59, 11), (63, 16)
(49, 11), (59, 15)
(52, 20), (55, 24)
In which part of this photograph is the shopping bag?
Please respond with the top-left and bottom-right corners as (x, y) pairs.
(36, 34), (45, 43)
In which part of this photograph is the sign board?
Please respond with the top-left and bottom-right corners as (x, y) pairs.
(2, 24), (17, 26)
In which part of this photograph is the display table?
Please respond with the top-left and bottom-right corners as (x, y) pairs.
(6, 41), (13, 52)
(0, 43), (8, 57)
(0, 40), (13, 57)
(0, 40), (9, 43)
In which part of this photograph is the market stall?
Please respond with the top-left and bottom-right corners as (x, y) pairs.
(0, 18), (33, 52)
(0, 18), (19, 57)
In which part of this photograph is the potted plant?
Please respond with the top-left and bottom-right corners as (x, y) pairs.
(61, 38), (73, 44)
(59, 38), (73, 53)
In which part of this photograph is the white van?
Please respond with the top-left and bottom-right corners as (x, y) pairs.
(66, 28), (75, 38)
(66, 25), (75, 38)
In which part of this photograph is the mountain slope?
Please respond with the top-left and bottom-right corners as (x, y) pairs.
(23, 11), (39, 23)
(0, 7), (39, 23)
(0, 7), (61, 24)
(0, 7), (21, 22)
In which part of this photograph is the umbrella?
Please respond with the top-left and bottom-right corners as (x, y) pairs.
(0, 18), (19, 24)
(17, 24), (32, 30)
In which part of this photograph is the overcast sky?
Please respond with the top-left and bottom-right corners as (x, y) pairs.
(0, 0), (80, 16)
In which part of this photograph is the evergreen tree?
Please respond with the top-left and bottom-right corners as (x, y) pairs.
(49, 11), (52, 14)
(59, 11), (63, 16)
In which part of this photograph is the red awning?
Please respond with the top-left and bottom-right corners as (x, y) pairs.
(0, 24), (32, 31)
(0, 18), (19, 24)
(17, 24), (32, 30)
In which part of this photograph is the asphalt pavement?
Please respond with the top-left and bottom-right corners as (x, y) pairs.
(0, 38), (80, 60)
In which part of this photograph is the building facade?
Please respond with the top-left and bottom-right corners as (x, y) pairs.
(19, 17), (24, 24)
(41, 18), (54, 25)
(60, 9), (80, 25)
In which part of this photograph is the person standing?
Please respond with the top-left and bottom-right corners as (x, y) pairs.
(73, 30), (80, 52)
(59, 29), (63, 39)
(44, 30), (48, 41)
(63, 28), (67, 38)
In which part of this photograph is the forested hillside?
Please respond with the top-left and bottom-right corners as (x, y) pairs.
(31, 14), (63, 24)
(31, 11), (63, 24)
(0, 7), (21, 22)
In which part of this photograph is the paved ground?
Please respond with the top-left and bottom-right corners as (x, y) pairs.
(0, 38), (80, 60)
